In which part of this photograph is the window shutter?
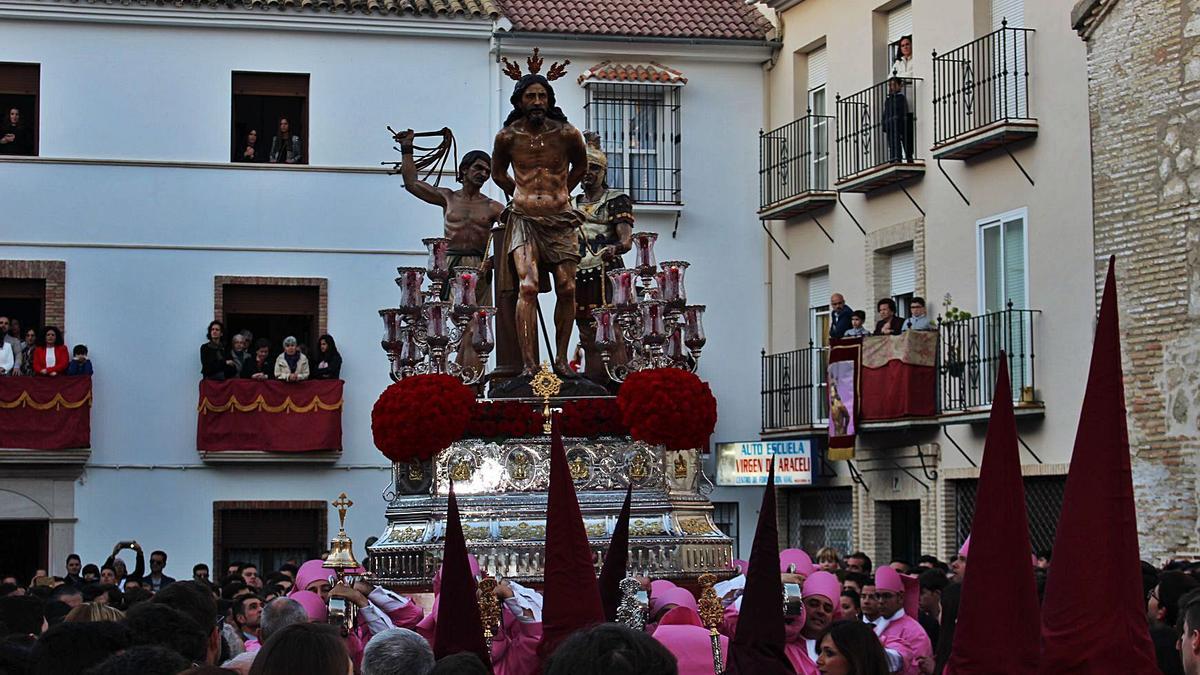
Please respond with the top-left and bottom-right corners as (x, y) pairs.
(232, 72), (309, 97)
(1002, 217), (1026, 309)
(807, 46), (828, 91)
(991, 0), (1024, 29)
(887, 3), (913, 45)
(223, 284), (319, 316)
(0, 63), (39, 95)
(807, 271), (831, 309)
(889, 247), (916, 296)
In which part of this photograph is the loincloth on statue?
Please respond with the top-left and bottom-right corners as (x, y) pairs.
(497, 206), (585, 294)
(441, 250), (493, 305)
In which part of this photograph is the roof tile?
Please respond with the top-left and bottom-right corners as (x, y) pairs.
(500, 0), (771, 41)
(45, 0), (499, 18)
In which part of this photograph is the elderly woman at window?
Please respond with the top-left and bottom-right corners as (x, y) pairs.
(274, 336), (310, 382)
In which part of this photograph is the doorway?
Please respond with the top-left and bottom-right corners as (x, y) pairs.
(0, 520), (48, 583)
(888, 500), (921, 565)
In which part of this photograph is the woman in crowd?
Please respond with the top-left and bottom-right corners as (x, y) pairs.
(238, 129), (260, 162)
(249, 622), (352, 675)
(242, 338), (273, 380)
(816, 620), (891, 675)
(33, 325), (69, 376)
(65, 602), (125, 623)
(840, 588), (863, 622)
(311, 334), (342, 380)
(201, 321), (237, 380)
(269, 117), (303, 164)
(20, 327), (36, 375)
(274, 336), (309, 382)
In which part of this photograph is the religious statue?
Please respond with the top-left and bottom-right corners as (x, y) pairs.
(492, 50), (588, 378)
(574, 132), (634, 387)
(393, 127), (505, 373)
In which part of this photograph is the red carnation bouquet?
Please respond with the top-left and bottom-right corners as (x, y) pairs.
(464, 400), (543, 440)
(616, 368), (718, 451)
(560, 398), (628, 437)
(371, 374), (476, 463)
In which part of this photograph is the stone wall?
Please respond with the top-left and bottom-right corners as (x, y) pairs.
(1075, 0), (1200, 559)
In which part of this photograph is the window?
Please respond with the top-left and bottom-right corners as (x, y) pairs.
(991, 0), (1027, 116)
(806, 270), (831, 422)
(786, 487), (853, 554)
(584, 83), (681, 204)
(807, 46), (830, 191)
(231, 72), (309, 165)
(214, 501), (326, 572)
(220, 282), (321, 356)
(978, 209), (1027, 312)
(886, 2), (913, 65)
(888, 246), (916, 318)
(0, 278), (45, 335)
(0, 63), (39, 157)
(711, 502), (740, 554)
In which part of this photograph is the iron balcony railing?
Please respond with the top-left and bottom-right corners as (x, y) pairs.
(836, 77), (920, 181)
(761, 344), (829, 434)
(932, 21), (1035, 147)
(938, 304), (1040, 412)
(759, 114), (834, 209)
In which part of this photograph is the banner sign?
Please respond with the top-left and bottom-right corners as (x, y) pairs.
(827, 338), (862, 460)
(715, 439), (813, 486)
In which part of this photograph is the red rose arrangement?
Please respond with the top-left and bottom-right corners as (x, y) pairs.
(560, 398), (628, 437)
(464, 400), (543, 439)
(371, 374), (476, 462)
(616, 368), (718, 451)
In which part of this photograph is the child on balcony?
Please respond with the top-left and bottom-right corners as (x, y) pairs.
(844, 310), (871, 338)
(67, 344), (93, 376)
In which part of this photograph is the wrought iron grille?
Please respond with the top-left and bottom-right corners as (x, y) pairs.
(938, 304), (1040, 412)
(712, 501), (740, 554)
(787, 487), (854, 554)
(759, 114), (834, 209)
(955, 475), (1065, 554)
(835, 77), (920, 180)
(761, 345), (829, 434)
(584, 83), (682, 205)
(932, 22), (1035, 147)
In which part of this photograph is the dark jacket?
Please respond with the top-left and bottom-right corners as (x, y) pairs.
(200, 342), (234, 380)
(312, 352), (342, 380)
(270, 135), (303, 164)
(143, 573), (176, 593)
(103, 549), (145, 585)
(66, 359), (93, 376)
(241, 355), (273, 379)
(874, 316), (904, 336)
(830, 305), (854, 339)
(0, 122), (34, 156)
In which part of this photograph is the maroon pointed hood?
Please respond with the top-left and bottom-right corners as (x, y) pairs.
(433, 482), (492, 670)
(598, 482), (634, 622)
(538, 413), (606, 660)
(1038, 258), (1158, 674)
(726, 457), (795, 675)
(947, 355), (1040, 673)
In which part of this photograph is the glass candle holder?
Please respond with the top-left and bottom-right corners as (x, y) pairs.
(664, 325), (685, 362)
(632, 232), (658, 275)
(423, 302), (451, 342)
(379, 309), (400, 351)
(471, 307), (497, 355)
(640, 299), (667, 347)
(683, 304), (706, 351)
(659, 261), (689, 307)
(450, 266), (480, 316)
(398, 328), (421, 367)
(608, 268), (637, 309)
(422, 237), (451, 282)
(396, 267), (426, 312)
(592, 307), (618, 350)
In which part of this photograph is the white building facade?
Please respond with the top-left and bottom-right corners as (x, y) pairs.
(0, 0), (774, 579)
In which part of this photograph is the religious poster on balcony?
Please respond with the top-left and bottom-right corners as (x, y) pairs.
(715, 439), (812, 486)
(827, 338), (862, 460)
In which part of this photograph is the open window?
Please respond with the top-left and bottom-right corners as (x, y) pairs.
(220, 282), (321, 357)
(214, 501), (326, 572)
(231, 72), (309, 165)
(0, 278), (46, 337)
(0, 63), (39, 157)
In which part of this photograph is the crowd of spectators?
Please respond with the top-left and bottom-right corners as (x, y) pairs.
(200, 321), (340, 383)
(0, 316), (92, 378)
(829, 294), (936, 340)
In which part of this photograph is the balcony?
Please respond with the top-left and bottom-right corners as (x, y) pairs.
(0, 375), (91, 468)
(760, 306), (1041, 435)
(931, 23), (1037, 160)
(758, 114), (836, 219)
(197, 379), (343, 462)
(835, 77), (925, 193)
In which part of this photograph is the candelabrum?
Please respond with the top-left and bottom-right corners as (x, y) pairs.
(379, 237), (497, 385)
(591, 231), (707, 383)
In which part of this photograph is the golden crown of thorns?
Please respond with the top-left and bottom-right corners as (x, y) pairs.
(502, 48), (570, 82)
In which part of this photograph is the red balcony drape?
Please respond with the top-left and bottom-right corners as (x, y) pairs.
(859, 332), (938, 420)
(197, 379), (343, 453)
(0, 375), (92, 450)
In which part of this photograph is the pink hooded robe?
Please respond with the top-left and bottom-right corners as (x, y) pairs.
(873, 566), (932, 675)
(653, 605), (730, 675)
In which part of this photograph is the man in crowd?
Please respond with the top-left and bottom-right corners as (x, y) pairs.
(144, 549), (175, 593)
(901, 297), (933, 332)
(239, 562), (262, 590)
(1180, 589), (1200, 675)
(0, 316), (22, 374)
(846, 551), (873, 575)
(1149, 570), (1198, 675)
(235, 594), (264, 644)
(361, 627), (435, 675)
(917, 568), (946, 645)
(193, 563), (210, 583)
(830, 293), (854, 339)
(875, 298), (904, 335)
(63, 553), (84, 588)
(873, 566), (933, 675)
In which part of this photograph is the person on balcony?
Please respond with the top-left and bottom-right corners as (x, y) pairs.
(66, 344), (93, 376)
(269, 117), (303, 164)
(892, 35), (915, 78)
(883, 77), (912, 164)
(0, 107), (34, 156)
(0, 336), (13, 376)
(230, 332), (252, 376)
(20, 327), (36, 376)
(242, 338), (274, 380)
(0, 316), (22, 374)
(275, 336), (310, 382)
(901, 297), (934, 332)
(33, 326), (70, 377)
(237, 129), (260, 163)
(311, 334), (342, 380)
(830, 294), (854, 339)
(846, 311), (871, 338)
(201, 321), (237, 380)
(873, 299), (904, 336)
